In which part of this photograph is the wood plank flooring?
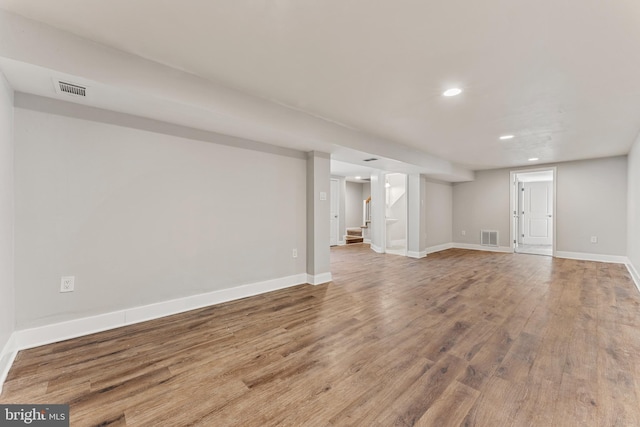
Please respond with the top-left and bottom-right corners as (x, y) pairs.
(2, 245), (640, 426)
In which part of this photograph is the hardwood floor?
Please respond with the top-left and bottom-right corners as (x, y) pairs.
(2, 245), (640, 426)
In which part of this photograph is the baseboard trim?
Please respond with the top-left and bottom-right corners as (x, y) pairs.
(370, 244), (384, 254)
(453, 243), (513, 253)
(407, 250), (427, 259)
(555, 251), (629, 264)
(363, 238), (371, 244)
(8, 273), (308, 360)
(625, 262), (640, 293)
(426, 243), (455, 254)
(307, 272), (332, 285)
(0, 334), (17, 395)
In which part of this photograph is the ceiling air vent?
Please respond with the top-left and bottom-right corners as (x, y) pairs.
(363, 158), (378, 162)
(54, 80), (87, 98)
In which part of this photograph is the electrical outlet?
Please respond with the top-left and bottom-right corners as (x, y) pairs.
(292, 248), (298, 258)
(590, 236), (598, 243)
(461, 230), (466, 236)
(60, 276), (75, 293)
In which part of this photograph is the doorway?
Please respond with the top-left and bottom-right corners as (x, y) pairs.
(510, 168), (556, 256)
(385, 173), (407, 256)
(330, 178), (339, 246)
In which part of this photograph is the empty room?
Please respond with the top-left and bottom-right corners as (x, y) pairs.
(1, 1), (640, 426)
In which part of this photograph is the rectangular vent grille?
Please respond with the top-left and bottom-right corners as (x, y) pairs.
(363, 158), (378, 162)
(481, 230), (499, 247)
(58, 81), (86, 97)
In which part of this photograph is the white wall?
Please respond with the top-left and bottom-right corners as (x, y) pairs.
(628, 134), (640, 281)
(556, 157), (627, 255)
(424, 178), (453, 249)
(14, 107), (308, 329)
(345, 181), (363, 229)
(0, 72), (14, 372)
(453, 168), (510, 247)
(453, 157), (628, 256)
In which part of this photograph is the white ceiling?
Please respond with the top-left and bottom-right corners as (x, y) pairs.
(1, 1), (640, 180)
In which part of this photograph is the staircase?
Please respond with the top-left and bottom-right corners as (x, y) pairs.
(345, 228), (364, 244)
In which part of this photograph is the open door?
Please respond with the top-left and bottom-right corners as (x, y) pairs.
(511, 168), (555, 257)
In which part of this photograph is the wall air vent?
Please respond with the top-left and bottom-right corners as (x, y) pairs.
(363, 158), (378, 162)
(480, 230), (499, 247)
(54, 80), (87, 98)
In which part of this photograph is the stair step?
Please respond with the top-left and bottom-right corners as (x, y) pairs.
(345, 236), (364, 244)
(346, 228), (363, 237)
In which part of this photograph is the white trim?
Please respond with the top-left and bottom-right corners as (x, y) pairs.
(426, 242), (454, 254)
(626, 262), (640, 293)
(338, 240), (346, 246)
(0, 334), (17, 394)
(370, 244), (384, 254)
(555, 251), (628, 264)
(453, 243), (513, 253)
(509, 167), (557, 257)
(363, 238), (371, 244)
(9, 273), (307, 355)
(407, 250), (427, 259)
(306, 272), (332, 285)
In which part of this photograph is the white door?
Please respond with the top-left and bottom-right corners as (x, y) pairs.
(521, 181), (553, 245)
(330, 179), (339, 246)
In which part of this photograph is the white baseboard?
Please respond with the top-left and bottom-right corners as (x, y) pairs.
(306, 272), (332, 285)
(370, 244), (384, 254)
(426, 243), (455, 254)
(363, 238), (371, 244)
(627, 262), (640, 293)
(453, 243), (513, 253)
(1, 273), (308, 390)
(407, 250), (427, 259)
(555, 251), (629, 264)
(0, 334), (17, 395)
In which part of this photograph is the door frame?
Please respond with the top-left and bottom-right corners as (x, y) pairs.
(330, 178), (340, 246)
(509, 167), (557, 256)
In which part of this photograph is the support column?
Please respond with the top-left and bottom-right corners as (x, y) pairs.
(306, 151), (332, 285)
(407, 173), (427, 258)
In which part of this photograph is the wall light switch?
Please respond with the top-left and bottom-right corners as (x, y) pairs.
(320, 192), (327, 201)
(60, 276), (75, 293)
(461, 230), (466, 236)
(590, 236), (598, 243)
(292, 249), (298, 258)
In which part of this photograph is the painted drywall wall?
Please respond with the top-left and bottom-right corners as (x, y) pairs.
(0, 72), (14, 364)
(306, 152), (331, 279)
(345, 181), (364, 229)
(627, 135), (640, 278)
(453, 168), (510, 248)
(362, 182), (371, 201)
(14, 107), (308, 329)
(453, 157), (627, 255)
(424, 178), (453, 248)
(556, 156), (627, 255)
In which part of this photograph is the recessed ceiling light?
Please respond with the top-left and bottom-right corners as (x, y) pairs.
(528, 157), (539, 162)
(355, 176), (361, 180)
(443, 88), (462, 97)
(499, 135), (515, 140)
